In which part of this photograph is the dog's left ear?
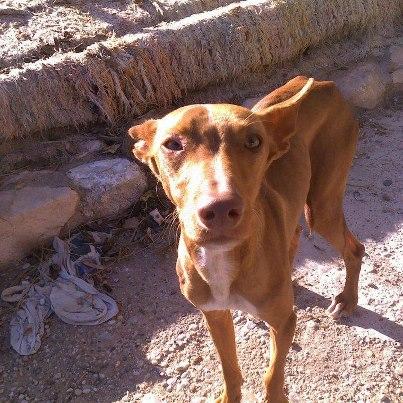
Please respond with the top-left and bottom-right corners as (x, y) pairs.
(257, 78), (314, 161)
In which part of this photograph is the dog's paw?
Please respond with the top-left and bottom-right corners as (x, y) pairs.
(215, 390), (241, 403)
(327, 292), (358, 318)
(264, 393), (288, 403)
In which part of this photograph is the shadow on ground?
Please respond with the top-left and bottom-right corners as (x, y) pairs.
(294, 285), (403, 344)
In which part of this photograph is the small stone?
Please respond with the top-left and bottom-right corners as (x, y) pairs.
(383, 179), (392, 187)
(97, 331), (113, 342)
(291, 342), (302, 352)
(54, 372), (61, 379)
(82, 388), (91, 394)
(306, 320), (320, 331)
(123, 216), (140, 230)
(177, 379), (189, 391)
(74, 389), (82, 396)
(127, 315), (139, 325)
(141, 393), (164, 403)
(379, 396), (391, 403)
(193, 356), (202, 365)
(66, 388), (73, 393)
(189, 324), (198, 332)
(176, 360), (190, 373)
(336, 62), (386, 109)
(364, 350), (375, 358)
(166, 377), (177, 386)
(391, 69), (403, 90)
(389, 45), (403, 70)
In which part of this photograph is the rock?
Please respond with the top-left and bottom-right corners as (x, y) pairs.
(78, 139), (103, 154)
(389, 45), (403, 70)
(166, 378), (177, 388)
(141, 392), (165, 402)
(96, 331), (113, 342)
(336, 62), (387, 109)
(123, 216), (140, 229)
(306, 320), (320, 332)
(74, 389), (82, 396)
(67, 158), (147, 219)
(0, 186), (79, 266)
(176, 359), (190, 373)
(391, 69), (403, 91)
(383, 179), (392, 186)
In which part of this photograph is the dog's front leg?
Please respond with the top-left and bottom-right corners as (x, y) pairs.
(260, 307), (296, 402)
(203, 310), (243, 403)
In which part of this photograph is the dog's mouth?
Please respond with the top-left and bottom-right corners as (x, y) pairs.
(199, 235), (239, 247)
(188, 225), (248, 248)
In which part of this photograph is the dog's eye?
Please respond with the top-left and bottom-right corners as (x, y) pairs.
(245, 134), (261, 150)
(163, 138), (183, 151)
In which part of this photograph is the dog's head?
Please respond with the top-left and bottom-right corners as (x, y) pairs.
(129, 79), (313, 247)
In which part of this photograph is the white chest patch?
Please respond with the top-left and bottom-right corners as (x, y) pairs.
(195, 246), (258, 316)
(197, 247), (233, 304)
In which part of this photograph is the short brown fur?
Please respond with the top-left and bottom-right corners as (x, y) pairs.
(128, 76), (364, 402)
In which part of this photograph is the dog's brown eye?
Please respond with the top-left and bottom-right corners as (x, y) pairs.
(245, 134), (261, 150)
(163, 138), (183, 151)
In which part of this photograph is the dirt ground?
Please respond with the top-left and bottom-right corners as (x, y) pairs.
(0, 95), (402, 402)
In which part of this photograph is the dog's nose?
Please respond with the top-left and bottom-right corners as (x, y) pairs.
(198, 193), (244, 229)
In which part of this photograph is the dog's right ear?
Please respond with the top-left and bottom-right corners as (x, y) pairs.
(128, 119), (161, 178)
(128, 119), (157, 163)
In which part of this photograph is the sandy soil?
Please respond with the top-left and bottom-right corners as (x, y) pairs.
(0, 97), (402, 402)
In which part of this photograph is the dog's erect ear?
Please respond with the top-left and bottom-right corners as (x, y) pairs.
(128, 119), (157, 162)
(257, 78), (314, 161)
(128, 119), (162, 177)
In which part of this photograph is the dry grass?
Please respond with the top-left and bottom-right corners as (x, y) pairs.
(0, 0), (400, 141)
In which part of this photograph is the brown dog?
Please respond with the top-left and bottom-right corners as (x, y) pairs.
(128, 76), (365, 402)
